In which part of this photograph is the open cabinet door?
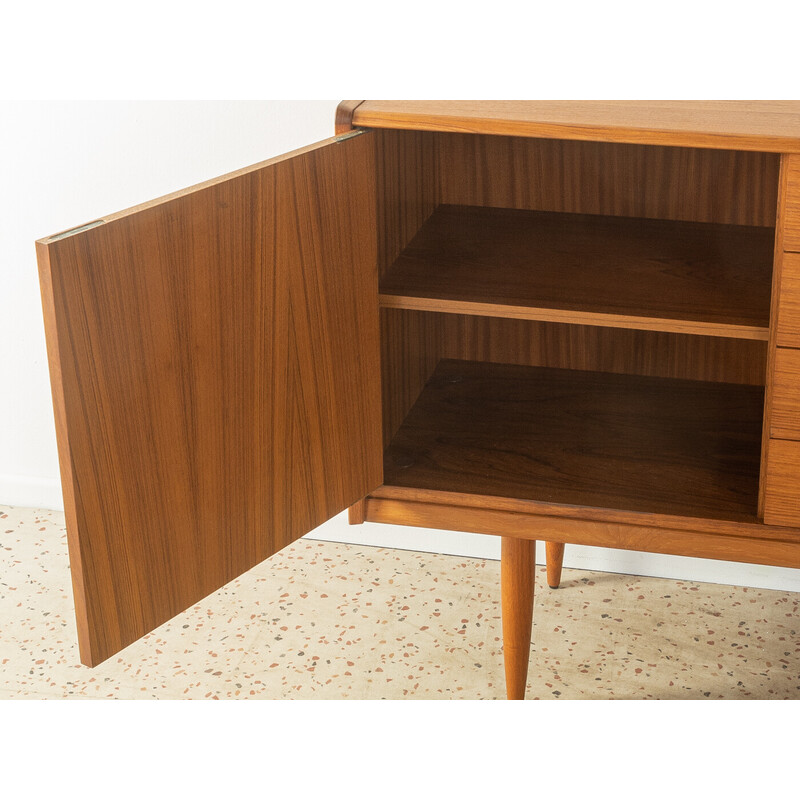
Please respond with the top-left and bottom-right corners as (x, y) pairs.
(36, 131), (382, 666)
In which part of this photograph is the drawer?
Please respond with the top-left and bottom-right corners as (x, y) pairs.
(763, 438), (800, 527)
(770, 348), (800, 439)
(776, 253), (800, 348)
(785, 155), (800, 253)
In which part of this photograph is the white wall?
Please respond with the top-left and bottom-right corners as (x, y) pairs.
(3, 100), (798, 592)
(1, 100), (338, 508)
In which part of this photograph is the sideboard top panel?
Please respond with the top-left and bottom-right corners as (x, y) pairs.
(351, 101), (800, 153)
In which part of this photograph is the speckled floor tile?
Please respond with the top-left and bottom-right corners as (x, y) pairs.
(1, 504), (798, 699)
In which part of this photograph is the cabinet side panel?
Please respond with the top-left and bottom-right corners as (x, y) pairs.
(380, 309), (442, 447)
(375, 130), (441, 446)
(437, 134), (779, 227)
(374, 129), (439, 278)
(37, 134), (381, 666)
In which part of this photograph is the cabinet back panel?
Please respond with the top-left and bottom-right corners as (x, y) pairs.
(435, 133), (779, 227)
(376, 131), (776, 446)
(373, 130), (780, 279)
(380, 309), (767, 447)
(381, 308), (441, 446)
(437, 315), (767, 385)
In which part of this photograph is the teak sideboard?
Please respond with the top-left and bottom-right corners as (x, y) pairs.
(36, 101), (800, 699)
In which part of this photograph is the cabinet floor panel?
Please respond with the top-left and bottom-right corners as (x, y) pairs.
(383, 360), (764, 521)
(379, 205), (774, 340)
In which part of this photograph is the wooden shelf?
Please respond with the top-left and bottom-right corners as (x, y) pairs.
(379, 205), (774, 340)
(383, 360), (764, 521)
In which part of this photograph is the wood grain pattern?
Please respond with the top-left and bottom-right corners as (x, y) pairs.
(363, 495), (800, 569)
(375, 125), (776, 466)
(378, 309), (768, 515)
(438, 314), (768, 386)
(545, 542), (565, 589)
(383, 360), (764, 522)
(36, 244), (93, 656)
(380, 205), (774, 340)
(380, 295), (770, 340)
(368, 484), (800, 540)
(354, 101), (800, 153)
(371, 129), (440, 445)
(501, 537), (536, 700)
(345, 64), (371, 538)
(383, 309), (766, 399)
(380, 309), (442, 447)
(783, 155), (800, 252)
(340, 101), (370, 545)
(436, 133), (779, 228)
(763, 438), (800, 527)
(758, 157), (791, 516)
(373, 129), (439, 278)
(776, 253), (800, 348)
(768, 348), (800, 440)
(36, 133), (383, 666)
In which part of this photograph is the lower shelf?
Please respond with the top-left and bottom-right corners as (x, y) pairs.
(383, 360), (765, 522)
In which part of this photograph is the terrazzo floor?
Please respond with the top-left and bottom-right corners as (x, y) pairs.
(1, 504), (799, 699)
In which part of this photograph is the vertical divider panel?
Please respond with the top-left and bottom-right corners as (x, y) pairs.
(759, 155), (792, 518)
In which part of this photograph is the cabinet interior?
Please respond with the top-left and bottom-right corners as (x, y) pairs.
(373, 129), (781, 522)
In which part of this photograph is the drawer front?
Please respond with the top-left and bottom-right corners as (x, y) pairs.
(776, 253), (800, 348)
(763, 438), (800, 527)
(770, 347), (800, 439)
(785, 155), (800, 254)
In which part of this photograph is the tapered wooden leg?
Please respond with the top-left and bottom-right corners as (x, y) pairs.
(546, 541), (565, 589)
(501, 536), (536, 700)
(348, 499), (366, 525)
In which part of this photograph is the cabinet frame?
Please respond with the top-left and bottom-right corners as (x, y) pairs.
(334, 101), (800, 572)
(37, 101), (800, 687)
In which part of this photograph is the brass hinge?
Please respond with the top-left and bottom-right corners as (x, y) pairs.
(45, 219), (105, 243)
(334, 128), (366, 143)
